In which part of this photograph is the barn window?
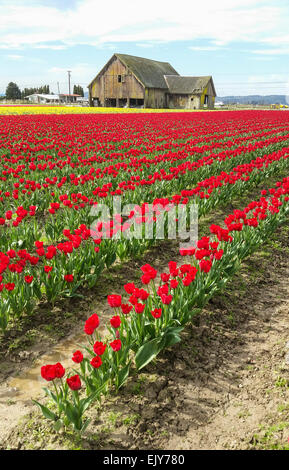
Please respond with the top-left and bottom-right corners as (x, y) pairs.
(204, 95), (208, 105)
(118, 75), (122, 83)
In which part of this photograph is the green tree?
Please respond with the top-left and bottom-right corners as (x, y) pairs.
(21, 85), (50, 99)
(73, 84), (84, 97)
(5, 82), (21, 100)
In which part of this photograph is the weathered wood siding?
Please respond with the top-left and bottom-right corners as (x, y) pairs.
(207, 79), (215, 109)
(167, 94), (189, 109)
(167, 94), (202, 109)
(208, 95), (215, 109)
(189, 95), (201, 109)
(144, 88), (167, 108)
(90, 56), (145, 106)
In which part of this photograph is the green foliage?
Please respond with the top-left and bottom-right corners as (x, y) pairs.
(5, 82), (21, 100)
(21, 85), (50, 99)
(73, 85), (84, 97)
(135, 326), (183, 370)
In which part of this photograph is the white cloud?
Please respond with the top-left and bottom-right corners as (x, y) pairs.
(252, 48), (289, 55)
(215, 71), (289, 96)
(212, 40), (229, 47)
(1, 0), (289, 96)
(189, 46), (224, 51)
(0, 0), (285, 49)
(261, 34), (289, 46)
(248, 73), (287, 82)
(4, 54), (44, 63)
(6, 54), (24, 60)
(250, 55), (276, 61)
(47, 63), (96, 88)
(34, 44), (67, 50)
(136, 43), (155, 48)
(0, 61), (95, 93)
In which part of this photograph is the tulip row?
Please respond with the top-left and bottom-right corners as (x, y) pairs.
(1, 132), (289, 257)
(1, 113), (289, 259)
(35, 176), (289, 432)
(0, 143), (288, 331)
(0, 127), (288, 215)
(1, 113), (288, 210)
(0, 142), (289, 331)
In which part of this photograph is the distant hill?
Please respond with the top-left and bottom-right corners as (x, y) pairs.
(85, 92), (288, 105)
(217, 95), (289, 105)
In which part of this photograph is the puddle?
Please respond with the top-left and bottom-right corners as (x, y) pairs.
(5, 325), (107, 402)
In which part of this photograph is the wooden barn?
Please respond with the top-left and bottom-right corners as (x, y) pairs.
(88, 53), (216, 110)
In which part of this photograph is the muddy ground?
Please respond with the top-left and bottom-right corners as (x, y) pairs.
(0, 177), (289, 451)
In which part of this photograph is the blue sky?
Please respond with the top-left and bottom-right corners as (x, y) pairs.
(1, 0), (289, 96)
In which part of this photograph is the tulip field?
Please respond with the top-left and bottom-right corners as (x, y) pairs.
(1, 109), (289, 442)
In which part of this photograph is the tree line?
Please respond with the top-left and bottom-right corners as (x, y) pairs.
(73, 85), (84, 97)
(2, 82), (84, 100)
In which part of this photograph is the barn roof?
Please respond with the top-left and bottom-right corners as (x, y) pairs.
(25, 93), (60, 100)
(164, 75), (216, 95)
(88, 54), (179, 89)
(116, 54), (179, 89)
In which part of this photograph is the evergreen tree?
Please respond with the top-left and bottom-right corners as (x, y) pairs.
(73, 84), (84, 97)
(5, 82), (21, 100)
(21, 85), (51, 99)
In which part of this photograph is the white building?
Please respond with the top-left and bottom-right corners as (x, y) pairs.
(76, 96), (89, 105)
(25, 93), (60, 104)
(24, 93), (86, 104)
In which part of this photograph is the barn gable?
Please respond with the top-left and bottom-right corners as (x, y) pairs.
(115, 54), (179, 89)
(88, 54), (179, 90)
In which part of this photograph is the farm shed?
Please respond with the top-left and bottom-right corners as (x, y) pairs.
(88, 53), (216, 109)
(58, 94), (81, 103)
(164, 75), (216, 109)
(24, 93), (60, 104)
(24, 93), (82, 104)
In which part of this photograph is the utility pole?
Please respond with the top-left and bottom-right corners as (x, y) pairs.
(67, 70), (71, 102)
(57, 81), (60, 94)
